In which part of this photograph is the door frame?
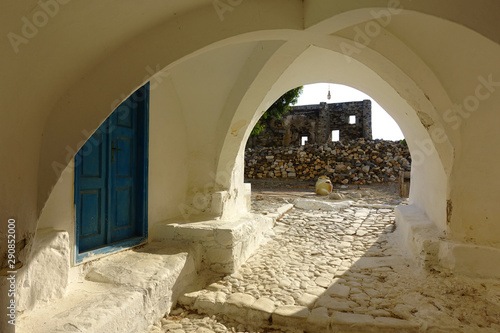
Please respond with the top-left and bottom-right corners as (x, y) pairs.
(74, 83), (149, 264)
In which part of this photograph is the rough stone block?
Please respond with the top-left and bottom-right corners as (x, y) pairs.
(326, 284), (351, 298)
(307, 307), (330, 331)
(248, 297), (275, 324)
(296, 293), (318, 308)
(194, 291), (220, 315)
(273, 305), (309, 329)
(251, 297), (276, 313)
(17, 228), (70, 312)
(316, 296), (351, 311)
(214, 292), (227, 307)
(18, 244), (198, 333)
(178, 291), (204, 307)
(374, 316), (418, 330)
(305, 286), (326, 296)
(223, 293), (256, 323)
(226, 292), (256, 308)
(331, 311), (375, 326)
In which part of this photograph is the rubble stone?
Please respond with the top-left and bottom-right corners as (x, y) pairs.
(245, 139), (411, 184)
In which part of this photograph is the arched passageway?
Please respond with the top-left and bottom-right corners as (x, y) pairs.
(216, 45), (449, 229)
(3, 2), (500, 332)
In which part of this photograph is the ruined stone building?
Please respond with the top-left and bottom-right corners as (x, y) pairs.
(2, 1), (500, 332)
(247, 100), (372, 147)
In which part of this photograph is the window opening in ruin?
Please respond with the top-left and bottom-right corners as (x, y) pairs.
(301, 136), (308, 145)
(331, 130), (340, 142)
(349, 115), (356, 124)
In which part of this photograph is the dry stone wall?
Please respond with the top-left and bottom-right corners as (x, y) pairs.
(245, 139), (411, 185)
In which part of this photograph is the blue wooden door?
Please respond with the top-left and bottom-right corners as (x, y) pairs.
(75, 122), (108, 252)
(75, 84), (149, 258)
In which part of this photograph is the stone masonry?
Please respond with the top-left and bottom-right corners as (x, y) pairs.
(245, 139), (411, 184)
(247, 101), (372, 148)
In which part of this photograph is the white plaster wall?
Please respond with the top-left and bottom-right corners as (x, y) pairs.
(386, 12), (500, 248)
(34, 72), (192, 244)
(148, 73), (189, 225)
(451, 100), (500, 247)
(17, 72), (191, 311)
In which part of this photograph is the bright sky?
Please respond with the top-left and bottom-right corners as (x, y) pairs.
(295, 83), (404, 141)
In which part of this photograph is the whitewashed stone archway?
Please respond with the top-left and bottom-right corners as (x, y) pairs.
(3, 2), (500, 332)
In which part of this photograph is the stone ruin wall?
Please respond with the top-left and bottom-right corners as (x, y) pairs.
(245, 139), (411, 184)
(245, 100), (410, 184)
(247, 100), (372, 148)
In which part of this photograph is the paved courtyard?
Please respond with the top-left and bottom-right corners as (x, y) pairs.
(148, 184), (500, 333)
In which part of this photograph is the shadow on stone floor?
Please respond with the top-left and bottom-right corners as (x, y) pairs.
(153, 198), (500, 333)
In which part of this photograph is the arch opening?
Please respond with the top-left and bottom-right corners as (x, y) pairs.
(244, 83), (410, 189)
(216, 45), (448, 236)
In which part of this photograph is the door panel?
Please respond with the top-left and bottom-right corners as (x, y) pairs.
(115, 137), (133, 177)
(75, 83), (149, 258)
(110, 105), (138, 243)
(76, 126), (107, 252)
(115, 188), (133, 228)
(79, 190), (103, 237)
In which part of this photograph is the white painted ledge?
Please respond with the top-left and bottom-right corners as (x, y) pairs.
(395, 205), (443, 270)
(438, 241), (500, 278)
(17, 243), (197, 333)
(153, 213), (275, 274)
(396, 204), (500, 278)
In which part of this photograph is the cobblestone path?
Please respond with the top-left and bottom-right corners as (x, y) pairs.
(149, 189), (500, 333)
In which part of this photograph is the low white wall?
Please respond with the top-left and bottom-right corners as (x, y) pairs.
(396, 205), (500, 279)
(153, 213), (275, 274)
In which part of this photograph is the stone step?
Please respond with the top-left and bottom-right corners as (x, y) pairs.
(17, 243), (197, 333)
(153, 213), (276, 275)
(178, 290), (420, 333)
(395, 204), (443, 270)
